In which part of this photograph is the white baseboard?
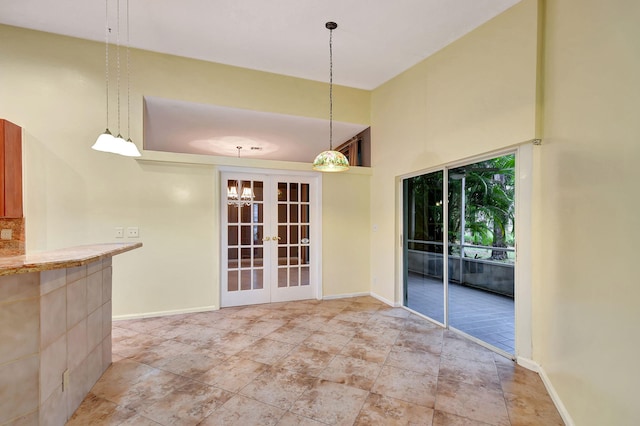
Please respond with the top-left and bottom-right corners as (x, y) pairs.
(538, 365), (575, 426)
(322, 292), (370, 300)
(113, 305), (218, 321)
(369, 292), (400, 307)
(516, 357), (574, 426)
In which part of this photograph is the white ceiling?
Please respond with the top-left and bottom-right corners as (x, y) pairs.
(0, 0), (521, 161)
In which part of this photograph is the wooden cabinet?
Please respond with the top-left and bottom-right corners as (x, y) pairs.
(0, 119), (23, 218)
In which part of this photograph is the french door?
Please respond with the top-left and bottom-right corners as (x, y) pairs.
(221, 172), (319, 307)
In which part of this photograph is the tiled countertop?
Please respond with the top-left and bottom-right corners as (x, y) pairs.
(0, 242), (142, 276)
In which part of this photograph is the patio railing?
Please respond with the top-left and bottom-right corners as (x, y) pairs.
(407, 239), (515, 297)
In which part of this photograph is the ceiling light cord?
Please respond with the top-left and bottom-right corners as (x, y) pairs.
(328, 25), (334, 151)
(116, 0), (121, 137)
(126, 0), (131, 140)
(104, 0), (110, 128)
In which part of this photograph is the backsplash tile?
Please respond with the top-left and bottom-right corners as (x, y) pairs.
(0, 217), (25, 257)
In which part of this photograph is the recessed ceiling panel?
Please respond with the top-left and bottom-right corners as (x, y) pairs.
(144, 96), (368, 162)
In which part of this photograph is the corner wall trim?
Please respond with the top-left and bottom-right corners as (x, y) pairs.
(369, 292), (399, 307)
(322, 292), (370, 301)
(516, 357), (575, 426)
(113, 305), (218, 321)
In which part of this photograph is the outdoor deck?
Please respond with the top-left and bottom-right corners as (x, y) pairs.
(406, 272), (515, 353)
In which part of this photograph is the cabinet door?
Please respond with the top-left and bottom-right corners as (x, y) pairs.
(0, 119), (23, 218)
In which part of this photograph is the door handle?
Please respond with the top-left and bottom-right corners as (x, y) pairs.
(262, 237), (271, 241)
(273, 236), (282, 241)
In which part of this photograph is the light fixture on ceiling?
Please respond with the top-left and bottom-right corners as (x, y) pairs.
(227, 147), (254, 207)
(92, 0), (141, 157)
(312, 21), (350, 172)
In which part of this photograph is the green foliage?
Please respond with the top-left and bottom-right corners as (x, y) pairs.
(406, 154), (515, 261)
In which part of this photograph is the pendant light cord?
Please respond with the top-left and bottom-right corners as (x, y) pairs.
(126, 0), (131, 140)
(116, 0), (121, 136)
(329, 26), (334, 150)
(104, 0), (110, 128)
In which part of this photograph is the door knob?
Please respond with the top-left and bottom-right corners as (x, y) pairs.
(273, 236), (282, 241)
(262, 236), (271, 241)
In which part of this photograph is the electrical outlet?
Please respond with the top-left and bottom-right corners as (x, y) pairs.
(0, 229), (12, 240)
(62, 369), (69, 392)
(127, 227), (139, 238)
(115, 227), (124, 238)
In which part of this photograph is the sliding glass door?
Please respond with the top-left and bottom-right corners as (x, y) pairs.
(403, 153), (516, 355)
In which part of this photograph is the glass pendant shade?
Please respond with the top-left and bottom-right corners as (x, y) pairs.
(312, 150), (350, 172)
(121, 138), (142, 157)
(92, 129), (116, 153)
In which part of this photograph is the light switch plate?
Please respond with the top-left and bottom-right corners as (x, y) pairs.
(127, 227), (139, 238)
(0, 229), (12, 240)
(115, 227), (124, 238)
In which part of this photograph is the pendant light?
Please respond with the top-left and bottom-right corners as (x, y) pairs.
(92, 0), (116, 153)
(92, 0), (140, 157)
(120, 0), (141, 157)
(312, 22), (350, 172)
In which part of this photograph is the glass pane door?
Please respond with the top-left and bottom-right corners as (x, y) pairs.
(221, 173), (317, 307)
(221, 176), (270, 307)
(403, 170), (445, 324)
(272, 178), (315, 302)
(402, 153), (516, 356)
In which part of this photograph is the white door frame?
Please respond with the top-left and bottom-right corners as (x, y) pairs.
(396, 145), (533, 360)
(219, 166), (322, 307)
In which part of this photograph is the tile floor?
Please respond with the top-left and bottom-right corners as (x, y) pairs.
(407, 273), (515, 353)
(68, 296), (563, 425)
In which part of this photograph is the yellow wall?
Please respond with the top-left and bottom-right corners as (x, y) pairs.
(370, 0), (640, 423)
(0, 24), (371, 316)
(538, 0), (640, 424)
(370, 0), (539, 301)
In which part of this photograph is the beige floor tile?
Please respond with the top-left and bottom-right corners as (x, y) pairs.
(275, 345), (335, 376)
(371, 365), (437, 408)
(66, 393), (135, 425)
(355, 393), (434, 425)
(104, 367), (190, 411)
(276, 412), (327, 425)
(240, 366), (317, 410)
(239, 319), (289, 338)
(265, 324), (314, 345)
(395, 329), (444, 354)
(339, 337), (392, 364)
(432, 410), (494, 426)
(438, 355), (502, 390)
(302, 330), (352, 354)
(70, 297), (563, 426)
(354, 323), (401, 345)
(503, 392), (564, 426)
(154, 353), (224, 379)
(235, 337), (296, 364)
(199, 394), (286, 425)
(365, 313), (408, 330)
(117, 413), (163, 425)
(138, 380), (232, 426)
(441, 332), (495, 363)
(386, 345), (441, 376)
(319, 354), (383, 391)
(206, 331), (262, 356)
(197, 355), (268, 392)
(435, 378), (510, 426)
(290, 380), (369, 426)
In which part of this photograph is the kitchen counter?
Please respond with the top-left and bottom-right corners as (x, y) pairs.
(0, 242), (142, 276)
(0, 242), (142, 425)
